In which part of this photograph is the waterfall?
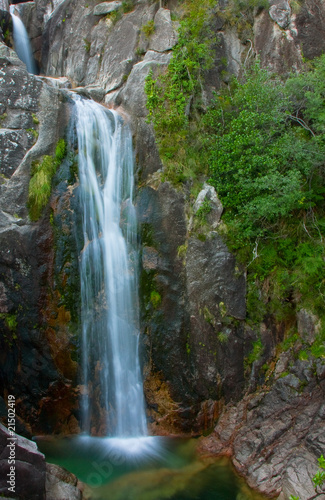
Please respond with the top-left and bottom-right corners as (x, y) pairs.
(73, 96), (147, 438)
(10, 5), (37, 74)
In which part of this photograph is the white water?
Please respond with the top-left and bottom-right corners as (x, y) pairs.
(73, 96), (147, 438)
(10, 5), (37, 74)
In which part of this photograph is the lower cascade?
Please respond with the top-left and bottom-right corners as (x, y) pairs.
(72, 96), (147, 440)
(9, 5), (36, 74)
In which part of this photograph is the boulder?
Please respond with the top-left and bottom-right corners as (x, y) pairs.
(190, 183), (223, 230)
(46, 463), (82, 500)
(116, 50), (171, 116)
(269, 1), (291, 29)
(93, 1), (122, 16)
(0, 423), (46, 499)
(149, 8), (178, 52)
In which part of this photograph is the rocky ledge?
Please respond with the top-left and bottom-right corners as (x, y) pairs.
(198, 356), (325, 499)
(0, 423), (83, 499)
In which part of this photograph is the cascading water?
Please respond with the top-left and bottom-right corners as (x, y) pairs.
(72, 96), (147, 440)
(10, 5), (37, 74)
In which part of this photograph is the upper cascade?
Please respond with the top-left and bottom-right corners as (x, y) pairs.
(10, 4), (37, 74)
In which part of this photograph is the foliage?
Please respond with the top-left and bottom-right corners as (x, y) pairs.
(195, 198), (212, 222)
(205, 57), (325, 330)
(122, 0), (135, 13)
(145, 1), (325, 351)
(28, 139), (67, 221)
(245, 337), (263, 367)
(141, 20), (155, 37)
(145, 0), (217, 183)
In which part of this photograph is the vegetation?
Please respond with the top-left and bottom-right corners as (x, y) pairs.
(218, 0), (269, 40)
(145, 0), (325, 362)
(145, 0), (217, 184)
(150, 290), (162, 308)
(28, 139), (66, 221)
(205, 57), (325, 348)
(195, 198), (212, 222)
(141, 20), (155, 37)
(122, 0), (135, 13)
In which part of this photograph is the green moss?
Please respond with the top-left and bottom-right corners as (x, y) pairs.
(298, 349), (309, 361)
(0, 313), (17, 332)
(217, 332), (228, 344)
(202, 306), (214, 324)
(150, 290), (162, 308)
(0, 313), (18, 347)
(177, 243), (188, 264)
(32, 113), (39, 125)
(28, 156), (56, 221)
(26, 128), (39, 140)
(280, 332), (300, 352)
(141, 223), (156, 247)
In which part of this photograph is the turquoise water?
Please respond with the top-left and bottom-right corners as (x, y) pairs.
(36, 435), (266, 500)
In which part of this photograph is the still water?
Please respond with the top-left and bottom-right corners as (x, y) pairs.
(36, 435), (267, 500)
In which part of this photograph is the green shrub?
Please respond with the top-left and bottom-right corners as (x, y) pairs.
(28, 139), (67, 221)
(195, 198), (212, 222)
(122, 0), (135, 13)
(141, 20), (155, 37)
(206, 57), (325, 325)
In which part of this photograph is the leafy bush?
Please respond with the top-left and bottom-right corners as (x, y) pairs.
(206, 57), (325, 324)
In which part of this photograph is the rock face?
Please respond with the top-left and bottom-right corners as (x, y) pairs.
(199, 357), (325, 499)
(136, 180), (247, 433)
(0, 43), (79, 436)
(269, 1), (291, 29)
